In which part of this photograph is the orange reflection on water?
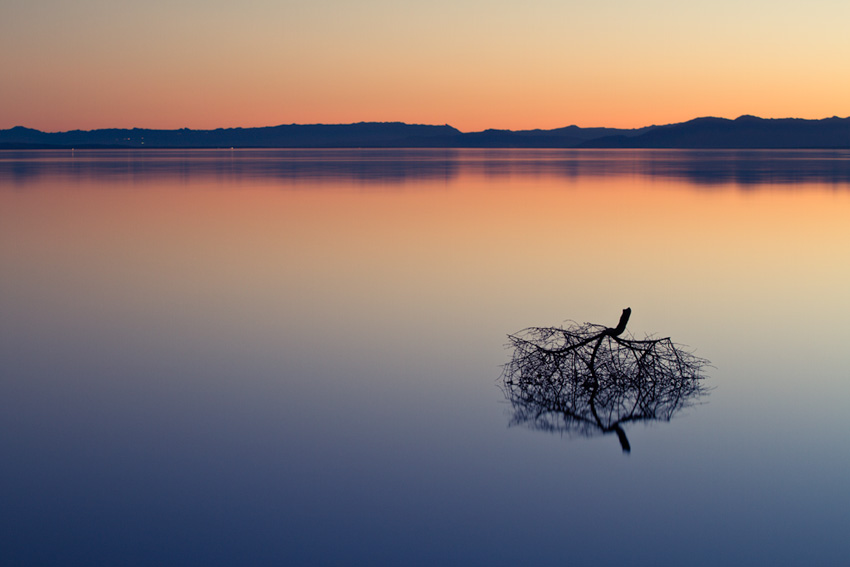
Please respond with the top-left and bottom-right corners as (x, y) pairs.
(4, 160), (849, 354)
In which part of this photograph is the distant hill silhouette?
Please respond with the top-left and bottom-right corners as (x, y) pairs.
(1, 116), (849, 149)
(0, 123), (461, 149)
(580, 115), (850, 148)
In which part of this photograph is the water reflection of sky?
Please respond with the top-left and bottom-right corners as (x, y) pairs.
(1, 150), (849, 566)
(3, 148), (850, 187)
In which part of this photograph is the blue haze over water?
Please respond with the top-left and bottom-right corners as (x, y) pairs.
(1, 149), (849, 566)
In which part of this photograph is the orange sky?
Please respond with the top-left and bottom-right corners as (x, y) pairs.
(2, 0), (849, 132)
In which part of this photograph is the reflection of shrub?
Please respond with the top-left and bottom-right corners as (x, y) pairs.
(501, 308), (710, 453)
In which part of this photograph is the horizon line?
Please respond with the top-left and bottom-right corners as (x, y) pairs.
(6, 114), (850, 135)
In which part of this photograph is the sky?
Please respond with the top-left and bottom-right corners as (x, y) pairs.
(2, 0), (849, 132)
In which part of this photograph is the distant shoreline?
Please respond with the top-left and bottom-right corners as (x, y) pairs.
(2, 115), (850, 149)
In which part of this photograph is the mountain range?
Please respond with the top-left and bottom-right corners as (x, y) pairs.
(2, 115), (849, 149)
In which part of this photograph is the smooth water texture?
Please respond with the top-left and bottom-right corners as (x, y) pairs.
(2, 149), (849, 566)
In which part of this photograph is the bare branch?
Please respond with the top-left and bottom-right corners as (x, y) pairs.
(500, 309), (710, 453)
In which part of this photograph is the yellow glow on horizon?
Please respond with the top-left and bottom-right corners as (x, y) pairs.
(1, 1), (849, 132)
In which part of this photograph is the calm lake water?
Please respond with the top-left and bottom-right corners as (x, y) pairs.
(2, 149), (849, 566)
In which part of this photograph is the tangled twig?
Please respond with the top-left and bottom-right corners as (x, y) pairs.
(501, 308), (710, 452)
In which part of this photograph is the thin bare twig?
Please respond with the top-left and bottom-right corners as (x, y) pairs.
(500, 308), (710, 453)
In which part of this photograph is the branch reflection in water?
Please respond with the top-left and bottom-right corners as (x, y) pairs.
(501, 309), (710, 453)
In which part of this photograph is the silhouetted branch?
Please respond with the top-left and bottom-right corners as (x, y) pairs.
(501, 308), (710, 453)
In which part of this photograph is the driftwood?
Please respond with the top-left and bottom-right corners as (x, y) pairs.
(501, 308), (710, 453)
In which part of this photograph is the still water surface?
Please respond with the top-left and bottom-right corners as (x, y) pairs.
(2, 149), (849, 565)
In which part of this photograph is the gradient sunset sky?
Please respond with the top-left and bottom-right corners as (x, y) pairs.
(2, 0), (849, 133)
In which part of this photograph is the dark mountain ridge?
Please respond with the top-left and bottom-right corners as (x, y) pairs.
(581, 115), (850, 148)
(0, 123), (462, 149)
(1, 116), (849, 149)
